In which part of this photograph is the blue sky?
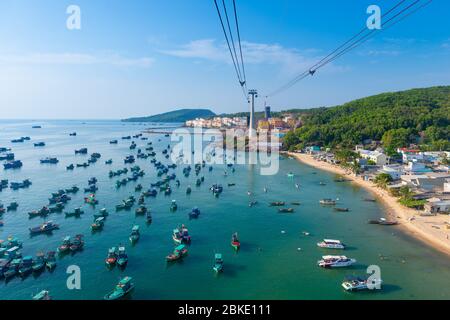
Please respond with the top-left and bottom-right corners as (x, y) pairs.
(0, 0), (448, 119)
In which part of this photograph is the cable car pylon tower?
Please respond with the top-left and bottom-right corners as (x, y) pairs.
(248, 89), (258, 140)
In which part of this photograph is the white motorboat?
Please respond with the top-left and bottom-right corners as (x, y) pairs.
(317, 255), (356, 268)
(317, 239), (346, 250)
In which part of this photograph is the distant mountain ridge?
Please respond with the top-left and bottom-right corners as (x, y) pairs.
(122, 109), (216, 123)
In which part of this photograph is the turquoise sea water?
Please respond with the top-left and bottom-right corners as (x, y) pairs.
(0, 120), (449, 300)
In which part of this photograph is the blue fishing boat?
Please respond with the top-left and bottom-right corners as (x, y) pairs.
(213, 253), (224, 273)
(40, 157), (59, 164)
(189, 207), (201, 219)
(29, 221), (59, 235)
(3, 160), (23, 170)
(129, 225), (140, 244)
(104, 277), (134, 300)
(18, 256), (33, 276)
(117, 246), (128, 268)
(32, 252), (46, 272)
(170, 200), (177, 212)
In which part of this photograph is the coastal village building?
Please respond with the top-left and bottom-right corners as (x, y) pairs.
(424, 198), (450, 215)
(185, 117), (247, 128)
(406, 160), (431, 173)
(397, 148), (425, 163)
(401, 172), (450, 192)
(358, 149), (387, 166)
(306, 146), (322, 154)
(444, 181), (450, 193)
(380, 165), (403, 180)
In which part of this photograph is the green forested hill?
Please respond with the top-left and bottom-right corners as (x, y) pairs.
(283, 86), (450, 152)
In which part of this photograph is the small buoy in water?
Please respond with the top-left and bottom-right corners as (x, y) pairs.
(281, 230), (286, 234)
(297, 248), (302, 251)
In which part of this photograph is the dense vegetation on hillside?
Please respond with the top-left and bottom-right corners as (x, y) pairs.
(283, 86), (450, 152)
(123, 109), (215, 123)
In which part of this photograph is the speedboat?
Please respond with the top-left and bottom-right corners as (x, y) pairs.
(320, 199), (337, 205)
(342, 275), (383, 292)
(317, 239), (346, 250)
(317, 255), (356, 268)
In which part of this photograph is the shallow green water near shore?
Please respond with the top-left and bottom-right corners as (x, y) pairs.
(0, 120), (449, 300)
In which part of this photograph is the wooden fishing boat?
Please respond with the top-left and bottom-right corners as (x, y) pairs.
(166, 245), (188, 262)
(231, 233), (240, 251)
(84, 194), (98, 205)
(135, 206), (147, 215)
(57, 236), (71, 254)
(6, 202), (18, 211)
(18, 256), (33, 276)
(29, 221), (59, 235)
(70, 235), (84, 252)
(213, 253), (224, 273)
(117, 247), (128, 268)
(129, 225), (140, 244)
(170, 200), (178, 212)
(269, 202), (285, 207)
(65, 207), (84, 217)
(45, 251), (57, 270)
(94, 208), (109, 219)
(368, 218), (398, 226)
(91, 217), (105, 230)
(105, 247), (118, 266)
(28, 206), (50, 218)
(104, 277), (135, 300)
(188, 207), (201, 219)
(278, 208), (294, 213)
(334, 208), (350, 212)
(32, 252), (46, 272)
(146, 211), (152, 223)
(3, 258), (21, 279)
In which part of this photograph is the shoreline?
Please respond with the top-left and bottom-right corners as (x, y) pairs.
(286, 152), (450, 257)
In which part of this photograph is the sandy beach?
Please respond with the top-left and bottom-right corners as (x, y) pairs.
(287, 152), (450, 256)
